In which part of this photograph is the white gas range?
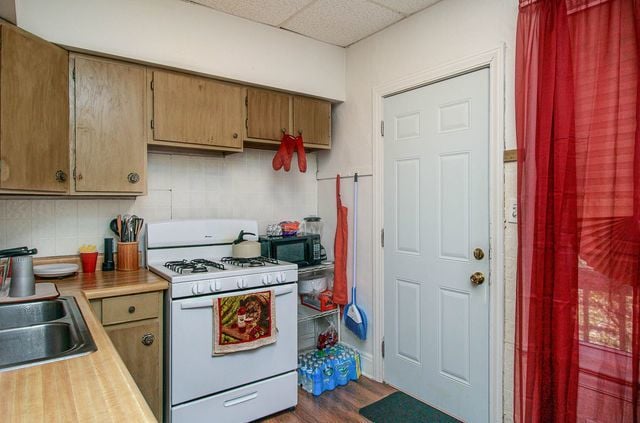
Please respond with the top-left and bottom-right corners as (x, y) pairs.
(146, 219), (298, 423)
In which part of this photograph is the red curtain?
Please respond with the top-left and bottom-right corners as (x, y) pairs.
(515, 1), (640, 422)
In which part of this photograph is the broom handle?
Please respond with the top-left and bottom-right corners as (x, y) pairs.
(352, 173), (358, 298)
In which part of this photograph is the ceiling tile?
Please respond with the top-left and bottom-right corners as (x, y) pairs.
(369, 0), (441, 16)
(282, 0), (402, 47)
(188, 0), (314, 26)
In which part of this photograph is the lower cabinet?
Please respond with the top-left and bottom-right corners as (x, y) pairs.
(90, 291), (164, 421)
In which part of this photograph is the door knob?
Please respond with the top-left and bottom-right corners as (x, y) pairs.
(473, 248), (485, 260)
(470, 271), (485, 285)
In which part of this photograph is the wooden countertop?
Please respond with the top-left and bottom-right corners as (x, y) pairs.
(0, 269), (168, 422)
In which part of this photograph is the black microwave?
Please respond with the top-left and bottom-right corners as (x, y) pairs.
(259, 234), (324, 267)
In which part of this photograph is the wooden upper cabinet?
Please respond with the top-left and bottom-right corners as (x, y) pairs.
(151, 70), (245, 151)
(293, 96), (331, 147)
(0, 23), (69, 192)
(246, 87), (290, 141)
(72, 55), (146, 193)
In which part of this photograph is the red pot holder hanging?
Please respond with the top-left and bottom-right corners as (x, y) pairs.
(272, 132), (306, 173)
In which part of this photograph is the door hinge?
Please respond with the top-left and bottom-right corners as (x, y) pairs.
(245, 118), (248, 130)
(381, 120), (384, 137)
(150, 119), (154, 129)
(382, 338), (385, 358)
(150, 79), (154, 90)
(245, 95), (248, 107)
(381, 228), (384, 248)
(72, 168), (76, 180)
(72, 66), (76, 81)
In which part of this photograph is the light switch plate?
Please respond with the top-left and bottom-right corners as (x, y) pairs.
(508, 199), (517, 224)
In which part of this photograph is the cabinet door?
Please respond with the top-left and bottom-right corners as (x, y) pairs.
(73, 56), (146, 193)
(152, 71), (244, 150)
(293, 96), (331, 146)
(0, 24), (69, 192)
(105, 319), (161, 420)
(247, 88), (290, 141)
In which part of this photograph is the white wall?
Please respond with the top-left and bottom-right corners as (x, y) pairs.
(12, 0), (346, 101)
(0, 150), (317, 257)
(317, 0), (518, 418)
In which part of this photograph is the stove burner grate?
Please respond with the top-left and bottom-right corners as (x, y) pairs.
(164, 258), (226, 274)
(220, 256), (279, 267)
(191, 259), (225, 270)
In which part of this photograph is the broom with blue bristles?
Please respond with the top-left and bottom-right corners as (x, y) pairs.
(344, 173), (367, 340)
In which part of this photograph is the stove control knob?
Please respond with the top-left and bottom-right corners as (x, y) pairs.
(275, 273), (282, 283)
(280, 272), (287, 282)
(236, 279), (243, 289)
(242, 279), (249, 288)
(192, 285), (199, 295)
(211, 280), (221, 291)
(268, 274), (275, 284)
(261, 276), (268, 286)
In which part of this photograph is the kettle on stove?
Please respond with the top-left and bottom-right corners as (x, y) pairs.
(232, 231), (261, 259)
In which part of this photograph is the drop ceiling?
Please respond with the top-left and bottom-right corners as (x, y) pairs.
(183, 0), (442, 47)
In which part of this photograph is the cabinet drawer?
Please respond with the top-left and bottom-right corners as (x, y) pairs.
(102, 292), (160, 325)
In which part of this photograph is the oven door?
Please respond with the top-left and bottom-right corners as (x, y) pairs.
(170, 283), (297, 405)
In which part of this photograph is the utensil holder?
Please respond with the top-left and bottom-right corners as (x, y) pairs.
(117, 242), (139, 271)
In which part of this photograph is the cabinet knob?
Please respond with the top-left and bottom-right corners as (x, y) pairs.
(281, 128), (287, 134)
(141, 333), (155, 346)
(297, 129), (303, 136)
(128, 306), (136, 314)
(127, 172), (140, 184)
(55, 170), (67, 183)
(232, 133), (238, 139)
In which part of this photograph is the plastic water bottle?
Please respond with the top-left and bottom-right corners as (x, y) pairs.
(336, 354), (349, 386)
(323, 365), (336, 391)
(304, 366), (314, 393)
(312, 365), (324, 396)
(347, 352), (358, 380)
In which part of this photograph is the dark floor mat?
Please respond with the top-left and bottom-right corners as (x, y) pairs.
(359, 391), (462, 423)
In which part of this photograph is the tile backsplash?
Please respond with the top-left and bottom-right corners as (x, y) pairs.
(0, 150), (318, 257)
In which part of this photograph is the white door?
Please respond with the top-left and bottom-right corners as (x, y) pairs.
(383, 68), (490, 422)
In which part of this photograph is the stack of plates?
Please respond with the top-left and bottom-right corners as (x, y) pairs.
(33, 263), (79, 278)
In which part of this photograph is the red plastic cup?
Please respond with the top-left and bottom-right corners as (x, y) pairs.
(80, 252), (99, 273)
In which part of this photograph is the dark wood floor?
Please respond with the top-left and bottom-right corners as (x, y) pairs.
(262, 376), (396, 423)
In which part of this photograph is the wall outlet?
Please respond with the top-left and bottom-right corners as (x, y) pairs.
(508, 199), (517, 224)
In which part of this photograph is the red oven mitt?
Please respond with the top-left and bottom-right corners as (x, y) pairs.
(272, 133), (296, 171)
(294, 134), (307, 173)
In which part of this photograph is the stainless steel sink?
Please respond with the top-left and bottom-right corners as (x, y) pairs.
(0, 300), (66, 330)
(0, 297), (97, 371)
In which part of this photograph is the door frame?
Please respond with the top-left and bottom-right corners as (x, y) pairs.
(371, 46), (505, 423)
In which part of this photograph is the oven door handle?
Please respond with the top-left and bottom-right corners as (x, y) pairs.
(180, 285), (294, 310)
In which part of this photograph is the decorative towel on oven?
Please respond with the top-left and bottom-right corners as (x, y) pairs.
(212, 289), (277, 355)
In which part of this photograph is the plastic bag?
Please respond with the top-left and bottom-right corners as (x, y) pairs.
(317, 322), (338, 349)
